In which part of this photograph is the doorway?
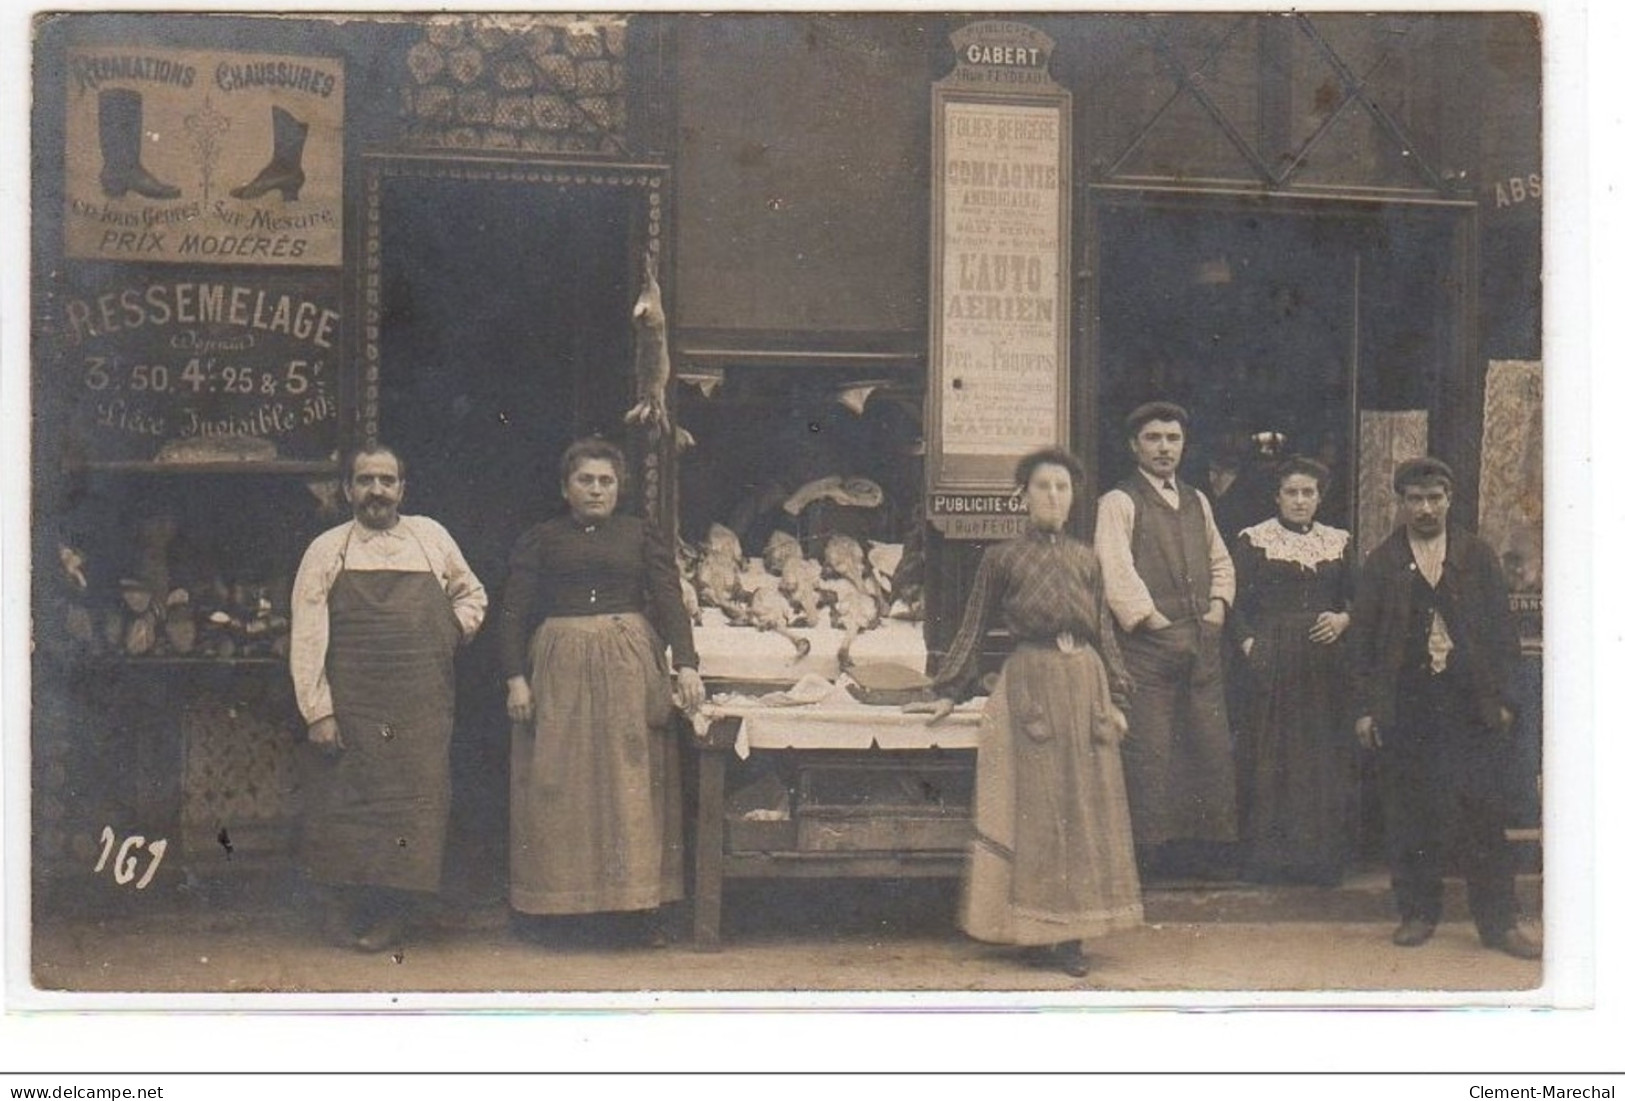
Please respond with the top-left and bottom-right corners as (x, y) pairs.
(1091, 191), (1471, 547)
(366, 155), (667, 903)
(1089, 189), (1475, 863)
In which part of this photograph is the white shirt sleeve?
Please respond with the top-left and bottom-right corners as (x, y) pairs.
(1094, 489), (1157, 632)
(289, 526), (343, 726)
(419, 518), (487, 639)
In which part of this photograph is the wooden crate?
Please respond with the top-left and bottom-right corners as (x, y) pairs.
(795, 811), (972, 853)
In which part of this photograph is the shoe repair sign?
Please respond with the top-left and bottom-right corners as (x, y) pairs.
(50, 271), (344, 466)
(63, 46), (344, 267)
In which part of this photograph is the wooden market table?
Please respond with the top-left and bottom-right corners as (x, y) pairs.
(687, 686), (981, 950)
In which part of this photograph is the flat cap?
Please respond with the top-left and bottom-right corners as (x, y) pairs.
(1393, 456), (1455, 491)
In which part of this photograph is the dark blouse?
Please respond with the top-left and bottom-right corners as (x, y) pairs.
(1231, 518), (1357, 642)
(933, 527), (1130, 706)
(497, 512), (699, 678)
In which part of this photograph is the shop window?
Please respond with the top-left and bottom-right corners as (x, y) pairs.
(37, 472), (329, 666)
(672, 369), (922, 555)
(669, 367), (930, 682)
(33, 471), (329, 884)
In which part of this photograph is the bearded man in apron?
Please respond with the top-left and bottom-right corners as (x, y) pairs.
(290, 446), (488, 951)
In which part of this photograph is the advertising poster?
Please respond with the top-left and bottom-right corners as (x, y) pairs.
(63, 46), (344, 266)
(928, 22), (1070, 539)
(937, 99), (1066, 484)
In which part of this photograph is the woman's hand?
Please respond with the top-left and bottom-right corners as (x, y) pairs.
(506, 676), (535, 724)
(675, 666), (706, 713)
(1099, 704), (1130, 745)
(1309, 610), (1350, 645)
(1241, 637), (1255, 657)
(903, 697), (956, 726)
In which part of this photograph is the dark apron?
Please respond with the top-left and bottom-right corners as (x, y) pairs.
(302, 552), (461, 893)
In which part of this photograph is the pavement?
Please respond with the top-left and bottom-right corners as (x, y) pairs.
(25, 865), (1546, 1002)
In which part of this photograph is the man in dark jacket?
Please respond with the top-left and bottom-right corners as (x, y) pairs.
(1350, 457), (1540, 960)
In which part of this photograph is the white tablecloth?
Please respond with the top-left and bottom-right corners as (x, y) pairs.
(699, 682), (983, 759)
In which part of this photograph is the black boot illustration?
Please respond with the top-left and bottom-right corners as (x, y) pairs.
(98, 88), (181, 200)
(231, 106), (308, 201)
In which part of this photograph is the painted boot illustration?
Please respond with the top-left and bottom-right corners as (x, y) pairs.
(97, 88), (181, 200)
(231, 106), (308, 201)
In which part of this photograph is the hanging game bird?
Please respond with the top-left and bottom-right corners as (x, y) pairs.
(626, 250), (694, 451)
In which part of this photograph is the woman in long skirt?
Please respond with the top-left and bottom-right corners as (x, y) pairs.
(497, 438), (705, 937)
(1232, 455), (1357, 884)
(912, 447), (1142, 977)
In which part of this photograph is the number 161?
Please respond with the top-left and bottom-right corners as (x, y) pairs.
(93, 827), (167, 889)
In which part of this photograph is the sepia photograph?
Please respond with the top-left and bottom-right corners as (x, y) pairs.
(14, 5), (1567, 1015)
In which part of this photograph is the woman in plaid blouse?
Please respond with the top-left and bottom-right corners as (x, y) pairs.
(913, 447), (1143, 978)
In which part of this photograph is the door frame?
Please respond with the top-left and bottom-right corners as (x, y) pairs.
(1078, 183), (1482, 527)
(353, 149), (676, 532)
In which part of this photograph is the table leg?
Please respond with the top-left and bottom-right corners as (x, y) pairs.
(692, 749), (726, 951)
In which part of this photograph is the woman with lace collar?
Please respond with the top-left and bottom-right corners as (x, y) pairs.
(1232, 455), (1359, 886)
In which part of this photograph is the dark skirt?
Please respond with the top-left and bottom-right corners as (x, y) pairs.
(510, 613), (683, 914)
(1238, 611), (1356, 883)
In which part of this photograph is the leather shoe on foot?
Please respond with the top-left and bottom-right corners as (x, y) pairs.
(1019, 945), (1055, 969)
(1484, 927), (1542, 960)
(1051, 941), (1090, 978)
(1391, 919), (1436, 947)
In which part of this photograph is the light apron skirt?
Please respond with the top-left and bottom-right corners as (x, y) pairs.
(960, 642), (1144, 946)
(510, 613), (683, 915)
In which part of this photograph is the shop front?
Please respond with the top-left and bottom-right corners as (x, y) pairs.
(28, 12), (1542, 948)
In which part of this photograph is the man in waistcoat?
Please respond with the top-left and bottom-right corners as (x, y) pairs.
(1350, 457), (1540, 959)
(1095, 402), (1238, 877)
(290, 446), (488, 951)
